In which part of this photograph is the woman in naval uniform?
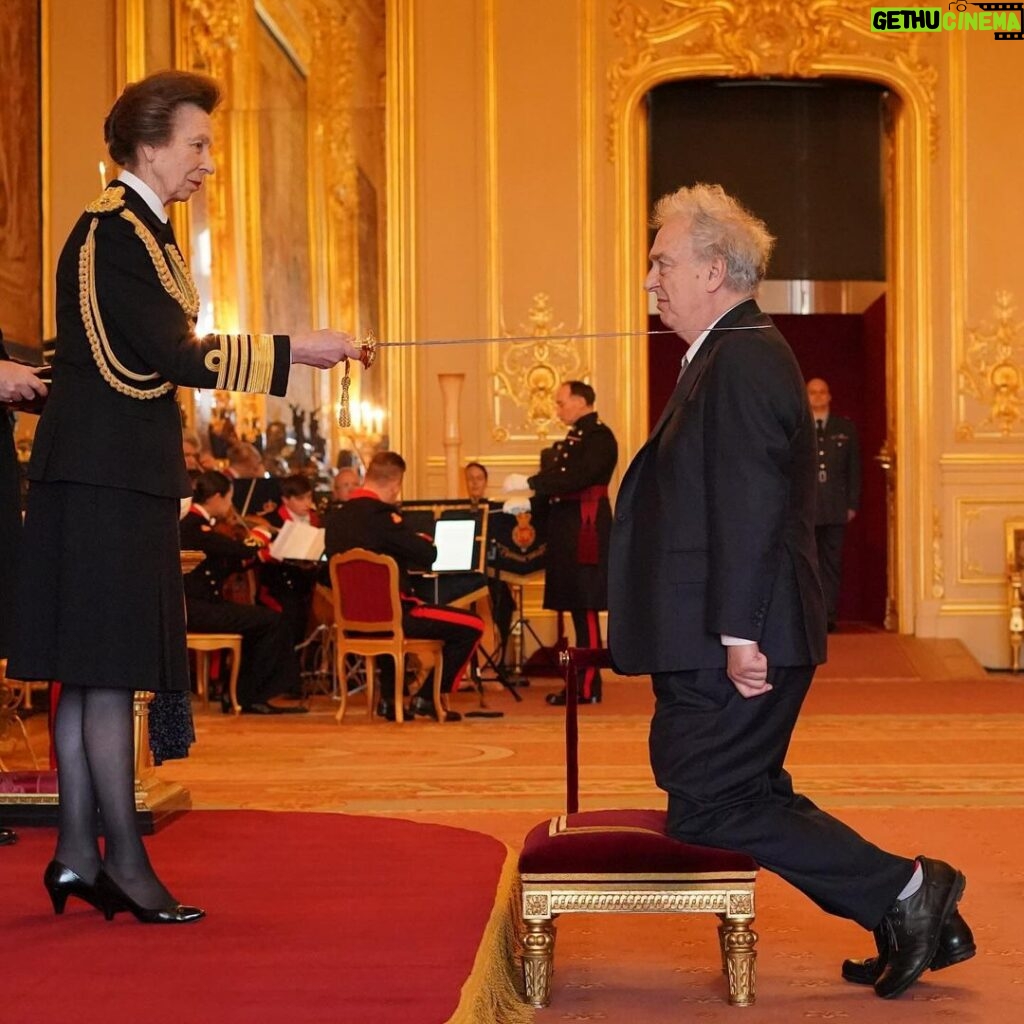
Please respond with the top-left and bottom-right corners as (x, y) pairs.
(8, 70), (368, 923)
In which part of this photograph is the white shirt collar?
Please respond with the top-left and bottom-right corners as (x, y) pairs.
(117, 169), (168, 224)
(681, 300), (748, 368)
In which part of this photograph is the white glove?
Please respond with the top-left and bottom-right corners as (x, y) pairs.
(502, 472), (531, 493)
(503, 496), (532, 515)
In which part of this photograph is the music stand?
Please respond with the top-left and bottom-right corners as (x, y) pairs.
(499, 572), (549, 684)
(402, 500), (522, 710)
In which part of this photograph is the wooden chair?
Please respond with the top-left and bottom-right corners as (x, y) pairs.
(0, 659), (39, 770)
(328, 550), (443, 723)
(185, 633), (243, 714)
(517, 647), (760, 1008)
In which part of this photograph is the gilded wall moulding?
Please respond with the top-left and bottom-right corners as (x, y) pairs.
(931, 505), (945, 599)
(957, 292), (1024, 441)
(490, 293), (587, 443)
(308, 2), (359, 332)
(181, 0), (242, 75)
(607, 0), (939, 160)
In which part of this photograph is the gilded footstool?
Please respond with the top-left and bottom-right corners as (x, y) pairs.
(517, 808), (759, 1007)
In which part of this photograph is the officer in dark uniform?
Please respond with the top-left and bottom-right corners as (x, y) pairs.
(528, 380), (617, 704)
(1, 331), (48, 847)
(324, 451), (483, 722)
(181, 472), (307, 713)
(807, 377), (862, 631)
(6, 69), (364, 923)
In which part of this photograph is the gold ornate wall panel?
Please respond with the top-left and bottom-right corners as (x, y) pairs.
(604, 0), (944, 636)
(953, 499), (1024, 586)
(936, 31), (1024, 665)
(0, 0), (43, 355)
(490, 294), (589, 443)
(168, 0), (384, 453)
(956, 292), (1024, 441)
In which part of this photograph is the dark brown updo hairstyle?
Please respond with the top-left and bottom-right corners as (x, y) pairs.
(104, 69), (221, 168)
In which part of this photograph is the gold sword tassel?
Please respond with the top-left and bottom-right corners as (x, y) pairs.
(338, 330), (378, 428)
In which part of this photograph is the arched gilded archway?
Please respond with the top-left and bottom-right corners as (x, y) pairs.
(607, 0), (941, 632)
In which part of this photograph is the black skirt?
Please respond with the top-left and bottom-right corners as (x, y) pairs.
(8, 480), (190, 691)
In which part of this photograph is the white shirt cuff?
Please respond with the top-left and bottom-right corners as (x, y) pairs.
(721, 634), (756, 646)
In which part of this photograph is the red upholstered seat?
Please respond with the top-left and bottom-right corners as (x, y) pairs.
(519, 809), (758, 878)
(515, 648), (761, 1010)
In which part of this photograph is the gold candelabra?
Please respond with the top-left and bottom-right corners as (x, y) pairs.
(338, 399), (386, 469)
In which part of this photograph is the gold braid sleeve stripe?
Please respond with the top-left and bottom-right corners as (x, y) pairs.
(79, 218), (174, 400)
(119, 209), (200, 319)
(203, 332), (277, 393)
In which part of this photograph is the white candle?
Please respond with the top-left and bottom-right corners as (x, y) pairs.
(99, 160), (107, 190)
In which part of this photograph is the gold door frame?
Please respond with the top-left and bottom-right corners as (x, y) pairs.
(609, 2), (939, 634)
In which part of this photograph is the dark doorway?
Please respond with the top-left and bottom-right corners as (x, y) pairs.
(646, 79), (889, 627)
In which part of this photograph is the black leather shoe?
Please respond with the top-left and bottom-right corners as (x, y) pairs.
(0, 827), (17, 846)
(873, 857), (966, 999)
(43, 860), (107, 915)
(545, 689), (601, 706)
(95, 870), (205, 924)
(842, 909), (975, 984)
(241, 702), (307, 715)
(376, 700), (396, 721)
(409, 694), (461, 722)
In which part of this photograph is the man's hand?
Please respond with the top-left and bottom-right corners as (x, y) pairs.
(289, 329), (361, 369)
(726, 643), (772, 699)
(0, 362), (48, 403)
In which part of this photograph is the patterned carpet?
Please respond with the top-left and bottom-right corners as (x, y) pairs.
(5, 634), (1022, 1021)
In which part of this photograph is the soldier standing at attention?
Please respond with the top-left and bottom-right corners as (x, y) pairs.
(807, 377), (861, 632)
(528, 381), (617, 705)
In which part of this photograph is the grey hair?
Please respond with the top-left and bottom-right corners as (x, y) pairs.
(651, 183), (775, 292)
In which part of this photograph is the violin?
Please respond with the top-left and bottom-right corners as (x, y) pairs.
(212, 505), (276, 605)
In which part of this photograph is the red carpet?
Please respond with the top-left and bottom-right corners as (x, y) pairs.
(1, 811), (527, 1024)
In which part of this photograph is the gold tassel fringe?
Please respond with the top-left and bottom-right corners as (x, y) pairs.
(445, 848), (535, 1024)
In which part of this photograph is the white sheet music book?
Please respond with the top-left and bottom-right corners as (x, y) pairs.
(270, 519), (325, 561)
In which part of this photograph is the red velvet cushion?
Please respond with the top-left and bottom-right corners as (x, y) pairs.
(519, 809), (758, 877)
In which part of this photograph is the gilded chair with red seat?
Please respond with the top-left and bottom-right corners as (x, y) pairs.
(517, 647), (760, 1008)
(328, 550), (443, 723)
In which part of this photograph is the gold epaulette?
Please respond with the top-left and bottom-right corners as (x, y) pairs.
(85, 185), (126, 214)
(120, 209), (201, 319)
(78, 216), (174, 400)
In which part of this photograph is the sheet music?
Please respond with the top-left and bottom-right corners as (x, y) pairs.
(269, 519), (325, 561)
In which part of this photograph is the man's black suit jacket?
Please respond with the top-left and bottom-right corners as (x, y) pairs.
(608, 299), (827, 674)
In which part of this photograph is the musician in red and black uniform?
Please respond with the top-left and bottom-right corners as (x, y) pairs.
(260, 473), (322, 646)
(324, 451), (483, 722)
(180, 472), (306, 715)
(528, 380), (618, 704)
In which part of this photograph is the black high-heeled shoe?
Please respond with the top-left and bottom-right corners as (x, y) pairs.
(43, 860), (108, 915)
(95, 870), (205, 924)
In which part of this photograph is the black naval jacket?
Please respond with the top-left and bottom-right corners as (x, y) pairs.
(528, 410), (617, 611)
(29, 181), (291, 499)
(179, 507), (267, 604)
(324, 489), (437, 599)
(813, 413), (861, 526)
